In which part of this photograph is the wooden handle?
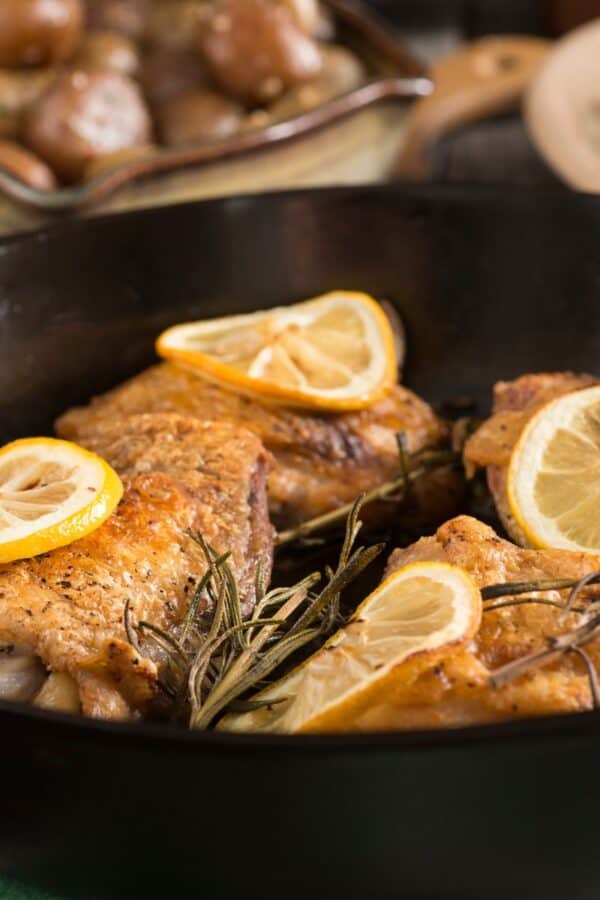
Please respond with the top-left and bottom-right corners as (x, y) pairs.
(394, 36), (551, 180)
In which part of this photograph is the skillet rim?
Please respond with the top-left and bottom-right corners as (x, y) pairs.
(1, 180), (598, 753)
(4, 695), (600, 752)
(0, 180), (585, 249)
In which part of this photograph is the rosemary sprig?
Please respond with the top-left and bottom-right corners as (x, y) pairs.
(191, 498), (383, 729)
(489, 607), (600, 695)
(276, 445), (459, 547)
(127, 496), (383, 729)
(483, 572), (600, 706)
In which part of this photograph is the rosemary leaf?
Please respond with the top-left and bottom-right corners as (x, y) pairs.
(222, 559), (245, 650)
(123, 597), (141, 653)
(184, 572), (212, 636)
(226, 696), (289, 713)
(289, 543), (384, 637)
(180, 562), (224, 646)
(188, 617), (287, 711)
(137, 621), (188, 670)
(191, 628), (319, 729)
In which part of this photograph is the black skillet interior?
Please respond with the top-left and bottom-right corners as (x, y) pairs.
(3, 185), (600, 900)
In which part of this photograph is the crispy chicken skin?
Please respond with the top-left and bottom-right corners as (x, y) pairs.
(0, 413), (273, 720)
(56, 362), (456, 528)
(464, 372), (598, 543)
(348, 515), (600, 732)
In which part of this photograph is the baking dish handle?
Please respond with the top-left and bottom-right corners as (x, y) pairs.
(394, 35), (551, 181)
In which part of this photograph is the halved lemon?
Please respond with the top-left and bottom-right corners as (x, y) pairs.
(156, 291), (397, 411)
(220, 561), (481, 734)
(508, 384), (600, 552)
(0, 437), (123, 564)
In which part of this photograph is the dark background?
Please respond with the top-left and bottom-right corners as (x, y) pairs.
(369, 0), (600, 36)
(370, 0), (545, 35)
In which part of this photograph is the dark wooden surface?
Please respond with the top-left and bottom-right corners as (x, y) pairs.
(430, 115), (563, 188)
(370, 0), (546, 36)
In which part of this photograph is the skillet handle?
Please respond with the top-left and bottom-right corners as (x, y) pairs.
(394, 36), (551, 180)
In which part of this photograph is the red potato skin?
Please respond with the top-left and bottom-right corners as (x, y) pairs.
(197, 0), (322, 105)
(140, 48), (210, 107)
(144, 1), (205, 52)
(0, 67), (57, 138)
(0, 0), (84, 67)
(23, 68), (152, 182)
(84, 0), (149, 41)
(75, 29), (140, 75)
(156, 88), (243, 146)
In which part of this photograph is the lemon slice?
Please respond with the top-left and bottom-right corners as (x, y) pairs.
(156, 291), (397, 411)
(220, 562), (481, 734)
(508, 384), (600, 552)
(0, 437), (123, 563)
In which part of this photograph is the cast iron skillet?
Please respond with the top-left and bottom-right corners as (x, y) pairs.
(2, 185), (600, 900)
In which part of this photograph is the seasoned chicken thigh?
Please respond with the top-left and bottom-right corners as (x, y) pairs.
(464, 372), (598, 543)
(0, 413), (273, 720)
(57, 362), (457, 529)
(350, 516), (600, 731)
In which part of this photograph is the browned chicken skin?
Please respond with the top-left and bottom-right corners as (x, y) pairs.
(0, 413), (273, 720)
(464, 372), (598, 543)
(56, 362), (457, 529)
(349, 515), (600, 732)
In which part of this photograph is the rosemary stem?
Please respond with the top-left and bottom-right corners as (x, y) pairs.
(276, 450), (459, 547)
(481, 574), (600, 601)
(489, 645), (564, 689)
(483, 597), (582, 614)
(489, 615), (600, 689)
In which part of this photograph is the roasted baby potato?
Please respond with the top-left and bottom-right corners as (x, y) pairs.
(156, 87), (243, 145)
(0, 66), (56, 138)
(276, 0), (332, 39)
(0, 0), (84, 67)
(268, 44), (367, 120)
(74, 29), (140, 75)
(23, 68), (152, 182)
(85, 0), (149, 41)
(197, 0), (322, 105)
(145, 0), (207, 51)
(140, 47), (209, 106)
